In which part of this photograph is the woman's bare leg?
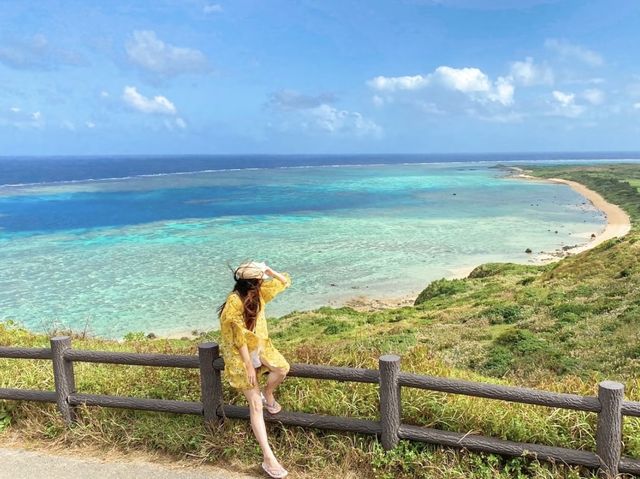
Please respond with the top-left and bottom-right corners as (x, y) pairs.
(242, 386), (282, 469)
(260, 358), (287, 406)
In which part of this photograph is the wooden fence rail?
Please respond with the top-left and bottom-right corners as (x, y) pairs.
(1, 337), (639, 477)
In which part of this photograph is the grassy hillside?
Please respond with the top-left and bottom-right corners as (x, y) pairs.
(1, 164), (640, 478)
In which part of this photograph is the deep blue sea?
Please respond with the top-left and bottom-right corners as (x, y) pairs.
(1, 153), (638, 338)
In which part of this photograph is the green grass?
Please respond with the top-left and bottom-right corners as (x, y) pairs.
(2, 164), (640, 478)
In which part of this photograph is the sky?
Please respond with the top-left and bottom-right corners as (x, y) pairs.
(1, 0), (640, 155)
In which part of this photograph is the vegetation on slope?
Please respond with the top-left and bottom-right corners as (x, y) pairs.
(1, 164), (640, 478)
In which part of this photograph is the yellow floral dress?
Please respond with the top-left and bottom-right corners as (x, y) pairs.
(219, 273), (292, 391)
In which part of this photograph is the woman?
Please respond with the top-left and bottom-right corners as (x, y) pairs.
(218, 261), (291, 479)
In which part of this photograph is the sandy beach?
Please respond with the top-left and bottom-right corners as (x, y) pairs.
(512, 170), (632, 258)
(540, 177), (631, 253)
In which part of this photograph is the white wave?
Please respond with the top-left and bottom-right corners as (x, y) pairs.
(1, 157), (638, 190)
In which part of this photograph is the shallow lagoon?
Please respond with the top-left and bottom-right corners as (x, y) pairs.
(0, 162), (604, 337)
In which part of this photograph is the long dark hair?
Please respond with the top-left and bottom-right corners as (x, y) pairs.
(217, 277), (263, 332)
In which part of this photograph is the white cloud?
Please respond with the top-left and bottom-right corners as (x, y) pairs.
(434, 66), (491, 92)
(367, 74), (430, 92)
(487, 76), (515, 106)
(175, 117), (187, 129)
(369, 66), (494, 94)
(267, 89), (378, 137)
(509, 57), (554, 86)
(0, 107), (44, 128)
(633, 102), (640, 110)
(270, 95), (381, 138)
(437, 67), (515, 106)
(306, 104), (381, 137)
(126, 30), (209, 76)
(545, 39), (603, 67)
(552, 90), (574, 106)
(203, 3), (223, 13)
(86, 121), (96, 128)
(122, 86), (177, 115)
(100, 90), (109, 98)
(549, 90), (585, 117)
(582, 88), (605, 105)
(368, 66), (514, 106)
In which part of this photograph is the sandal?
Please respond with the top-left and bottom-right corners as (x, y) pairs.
(261, 462), (288, 478)
(260, 392), (282, 414)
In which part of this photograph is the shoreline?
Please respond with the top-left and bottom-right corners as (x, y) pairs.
(510, 168), (631, 259)
(156, 170), (634, 336)
(321, 170), (632, 314)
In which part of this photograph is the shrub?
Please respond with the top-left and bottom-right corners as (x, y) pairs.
(323, 321), (353, 335)
(494, 329), (545, 355)
(556, 312), (581, 325)
(415, 278), (468, 305)
(484, 304), (524, 324)
(123, 331), (147, 342)
(0, 406), (11, 432)
(481, 329), (576, 376)
(627, 344), (640, 359)
(617, 306), (640, 324)
(572, 284), (596, 297)
(468, 263), (536, 279)
(552, 303), (591, 324)
(481, 346), (514, 376)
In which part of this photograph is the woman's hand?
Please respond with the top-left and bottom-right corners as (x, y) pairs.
(238, 345), (257, 387)
(245, 362), (257, 387)
(264, 265), (287, 284)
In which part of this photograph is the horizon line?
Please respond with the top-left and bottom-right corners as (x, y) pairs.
(2, 150), (640, 160)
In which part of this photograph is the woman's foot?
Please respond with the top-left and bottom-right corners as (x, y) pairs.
(260, 391), (282, 414)
(261, 459), (288, 478)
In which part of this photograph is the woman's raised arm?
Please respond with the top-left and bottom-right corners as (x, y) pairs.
(260, 267), (292, 303)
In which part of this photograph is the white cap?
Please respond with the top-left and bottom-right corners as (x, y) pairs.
(234, 261), (268, 280)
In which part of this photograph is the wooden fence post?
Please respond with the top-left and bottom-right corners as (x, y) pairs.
(596, 380), (624, 478)
(50, 336), (76, 424)
(199, 342), (223, 425)
(379, 354), (401, 450)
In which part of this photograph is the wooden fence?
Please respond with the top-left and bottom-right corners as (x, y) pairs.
(1, 337), (639, 477)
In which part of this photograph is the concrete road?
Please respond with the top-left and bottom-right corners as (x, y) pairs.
(0, 447), (260, 479)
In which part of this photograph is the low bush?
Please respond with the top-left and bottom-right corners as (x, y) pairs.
(414, 278), (468, 305)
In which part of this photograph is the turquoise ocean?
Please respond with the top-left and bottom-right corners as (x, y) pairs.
(0, 155), (637, 338)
